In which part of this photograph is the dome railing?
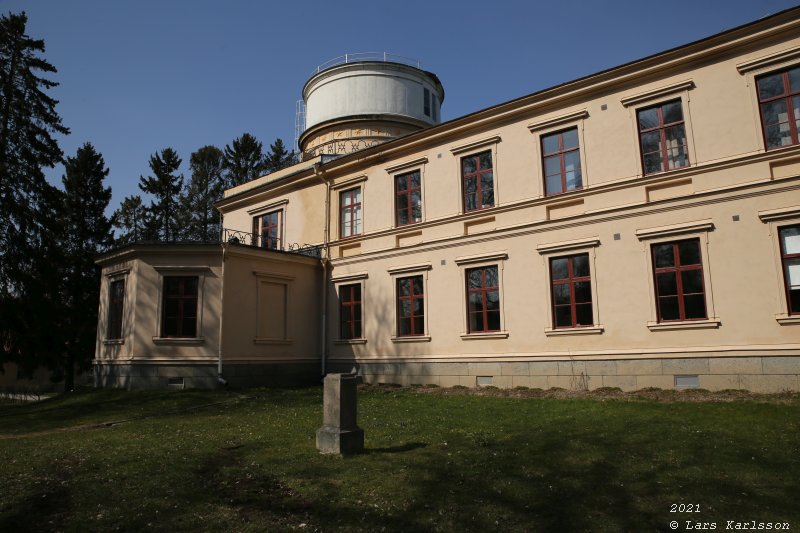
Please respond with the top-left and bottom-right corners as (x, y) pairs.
(313, 52), (421, 74)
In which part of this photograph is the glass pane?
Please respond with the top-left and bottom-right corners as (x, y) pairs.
(396, 176), (407, 192)
(468, 269), (483, 288)
(165, 299), (179, 318)
(353, 321), (361, 338)
(411, 204), (422, 223)
(553, 283), (570, 305)
(785, 258), (800, 287)
(542, 134), (559, 155)
(765, 123), (793, 148)
(353, 188), (361, 202)
(653, 244), (675, 268)
(398, 278), (410, 296)
(399, 300), (411, 318)
(658, 296), (680, 321)
(464, 176), (477, 194)
(465, 192), (477, 211)
(762, 100), (789, 126)
(462, 157), (476, 174)
(574, 281), (591, 303)
(396, 208), (408, 226)
(781, 226), (800, 254)
(640, 131), (661, 153)
(572, 254), (590, 277)
(479, 152), (492, 170)
(554, 306), (572, 328)
(575, 304), (593, 326)
(165, 278), (180, 295)
(657, 272), (677, 296)
(544, 155), (562, 177)
(484, 267), (498, 287)
(551, 258), (568, 280)
(486, 311), (500, 331)
(795, 95), (800, 133)
(468, 292), (483, 312)
(789, 288), (800, 314)
(678, 240), (701, 265)
(790, 67), (800, 92)
(397, 193), (408, 212)
(486, 291), (499, 311)
(412, 276), (424, 295)
(638, 107), (659, 131)
(481, 187), (494, 208)
(758, 72), (785, 100)
(643, 152), (664, 174)
(163, 317), (177, 336)
(413, 316), (424, 335)
(182, 318), (196, 337)
(183, 299), (197, 318)
(564, 152), (582, 190)
(398, 317), (410, 336)
(662, 101), (683, 124)
(413, 297), (424, 314)
(681, 270), (704, 294)
(410, 172), (421, 189)
(353, 303), (361, 322)
(184, 277), (198, 293)
(545, 174), (562, 195)
(683, 294), (706, 319)
(562, 128), (579, 150)
(469, 312), (483, 332)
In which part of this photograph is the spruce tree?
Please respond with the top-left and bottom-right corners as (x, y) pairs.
(0, 12), (69, 375)
(112, 195), (147, 244)
(223, 133), (264, 188)
(183, 145), (224, 242)
(138, 148), (183, 241)
(60, 143), (112, 390)
(264, 138), (296, 173)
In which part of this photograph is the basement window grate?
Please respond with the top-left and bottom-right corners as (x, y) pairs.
(476, 376), (493, 387)
(674, 375), (699, 389)
(167, 377), (185, 389)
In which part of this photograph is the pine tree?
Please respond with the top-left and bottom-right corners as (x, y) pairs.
(138, 148), (183, 241)
(264, 138), (296, 173)
(112, 195), (147, 244)
(183, 145), (224, 242)
(223, 133), (264, 188)
(0, 12), (69, 374)
(60, 143), (112, 390)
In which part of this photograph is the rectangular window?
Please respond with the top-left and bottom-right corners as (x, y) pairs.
(549, 253), (593, 328)
(757, 66), (800, 149)
(397, 275), (424, 336)
(424, 87), (431, 116)
(638, 99), (689, 175)
(340, 188), (362, 238)
(432, 94), (438, 122)
(252, 210), (282, 250)
(339, 283), (362, 339)
(462, 151), (494, 212)
(779, 225), (800, 315)
(161, 276), (199, 338)
(395, 171), (422, 226)
(651, 239), (706, 322)
(542, 127), (582, 195)
(466, 265), (500, 333)
(107, 279), (125, 339)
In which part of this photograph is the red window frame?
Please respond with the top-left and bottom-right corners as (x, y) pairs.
(161, 276), (198, 338)
(549, 253), (593, 328)
(637, 99), (689, 175)
(779, 225), (800, 315)
(339, 188), (362, 239)
(461, 151), (494, 213)
(466, 265), (500, 333)
(339, 283), (362, 339)
(757, 66), (800, 150)
(542, 127), (582, 196)
(395, 171), (422, 226)
(252, 210), (281, 250)
(651, 239), (707, 322)
(107, 279), (125, 340)
(397, 275), (424, 336)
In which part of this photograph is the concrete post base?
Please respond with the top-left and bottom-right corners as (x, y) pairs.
(316, 425), (365, 455)
(316, 373), (364, 455)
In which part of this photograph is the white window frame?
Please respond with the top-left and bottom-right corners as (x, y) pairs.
(387, 262), (432, 342)
(454, 251), (509, 339)
(758, 206), (800, 325)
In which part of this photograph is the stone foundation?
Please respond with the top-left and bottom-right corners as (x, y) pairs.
(327, 356), (800, 393)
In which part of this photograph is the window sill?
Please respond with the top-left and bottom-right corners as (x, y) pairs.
(775, 315), (800, 326)
(544, 326), (604, 337)
(152, 337), (205, 345)
(103, 339), (125, 345)
(254, 338), (293, 345)
(391, 335), (431, 343)
(460, 331), (509, 340)
(646, 319), (720, 331)
(334, 338), (367, 345)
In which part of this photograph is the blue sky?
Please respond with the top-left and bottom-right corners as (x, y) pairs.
(4, 0), (799, 213)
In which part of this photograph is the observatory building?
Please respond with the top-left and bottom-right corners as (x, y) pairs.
(297, 53), (444, 159)
(94, 8), (800, 393)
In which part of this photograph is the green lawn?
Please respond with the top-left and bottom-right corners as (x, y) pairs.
(0, 387), (798, 532)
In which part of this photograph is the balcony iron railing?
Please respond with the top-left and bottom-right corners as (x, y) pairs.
(222, 228), (322, 258)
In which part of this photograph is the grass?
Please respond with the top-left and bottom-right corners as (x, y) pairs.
(0, 386), (798, 532)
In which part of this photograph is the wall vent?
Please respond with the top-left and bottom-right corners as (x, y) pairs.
(674, 375), (699, 389)
(167, 377), (185, 389)
(476, 376), (493, 387)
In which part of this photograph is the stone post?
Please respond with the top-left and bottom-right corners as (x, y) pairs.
(316, 373), (364, 454)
